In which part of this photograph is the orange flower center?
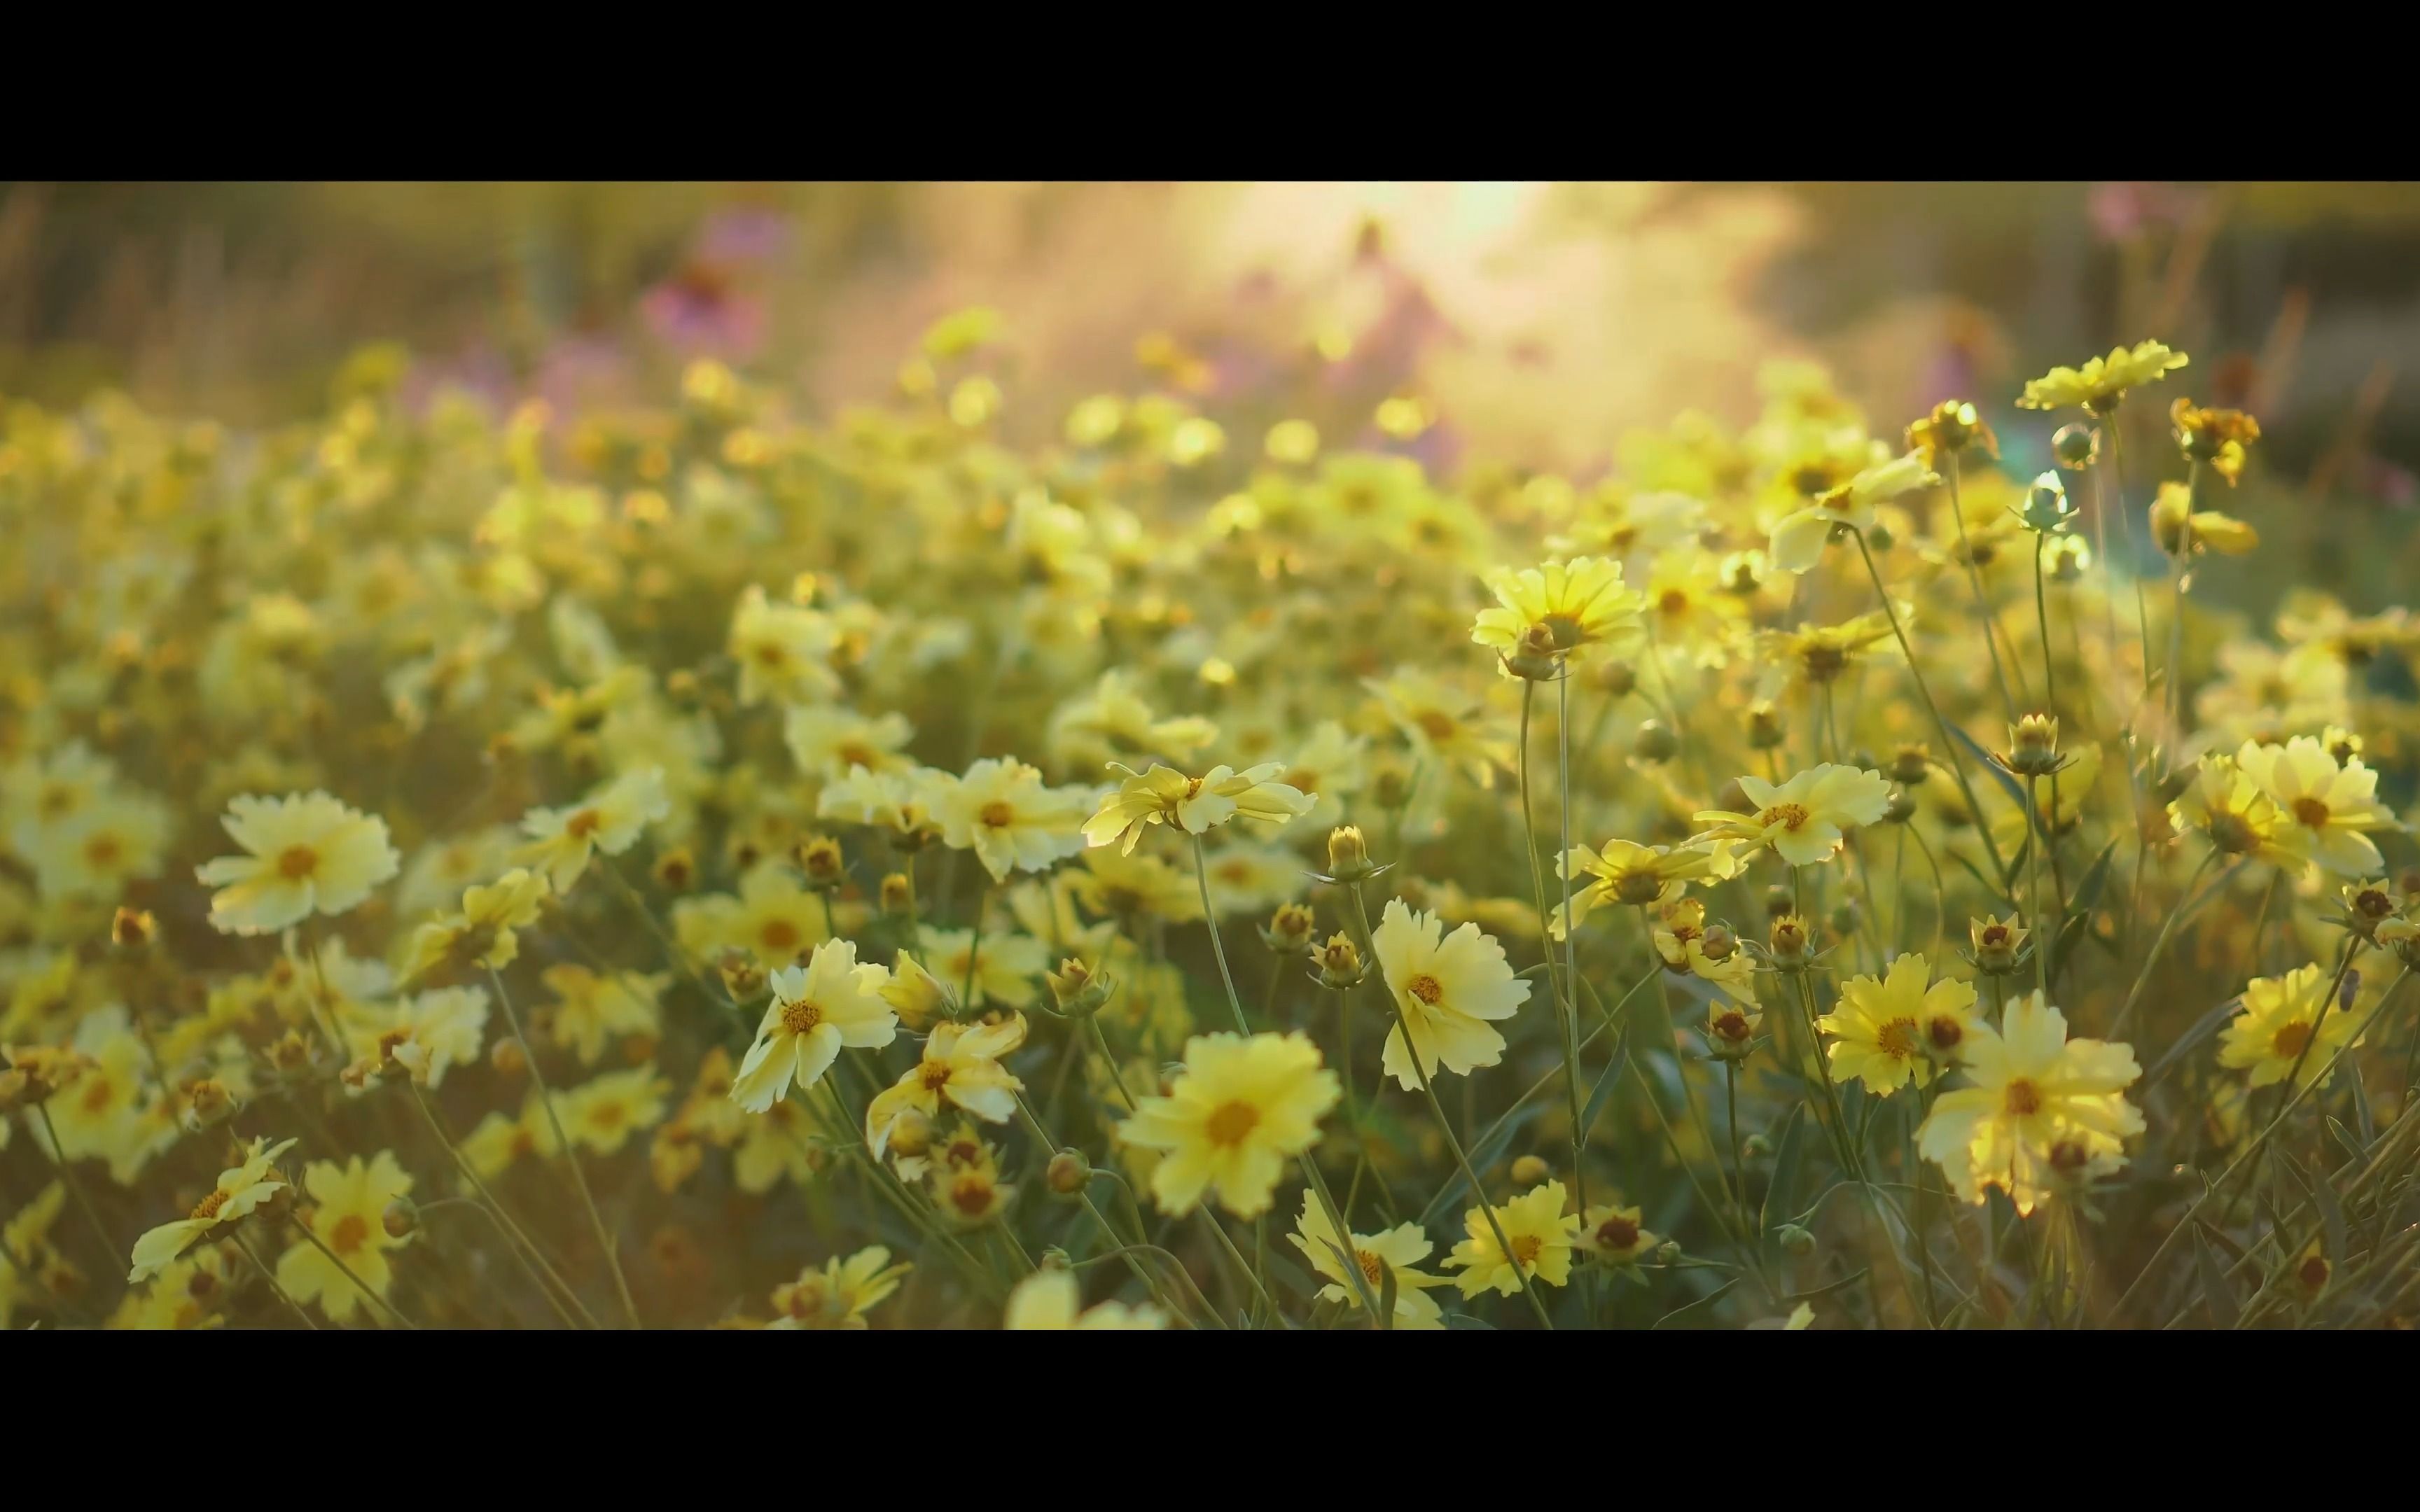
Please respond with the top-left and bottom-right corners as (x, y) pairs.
(919, 1063), (954, 1093)
(1657, 589), (1690, 615)
(2003, 1078), (2042, 1116)
(277, 844), (319, 880)
(1928, 1015), (1964, 1051)
(1356, 1249), (1385, 1287)
(1414, 710), (1456, 741)
(781, 1000), (824, 1035)
(83, 832), (123, 867)
(2271, 1021), (2312, 1059)
(331, 1213), (370, 1255)
(566, 808), (603, 839)
(949, 1175), (995, 1217)
(1758, 802), (1810, 832)
(978, 801), (1015, 830)
(190, 1189), (232, 1222)
(1597, 1215), (1640, 1251)
(2292, 796), (2331, 828)
(760, 918), (801, 953)
(1407, 974), (1444, 1004)
(1204, 1100), (1260, 1147)
(1876, 1018), (1919, 1059)
(1510, 1233), (1544, 1267)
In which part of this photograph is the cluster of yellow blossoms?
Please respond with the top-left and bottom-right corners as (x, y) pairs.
(4, 323), (2417, 1332)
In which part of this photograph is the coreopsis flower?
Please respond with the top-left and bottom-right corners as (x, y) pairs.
(1447, 1180), (1579, 1298)
(1368, 669), (1513, 788)
(1082, 762), (1313, 855)
(1967, 913), (2031, 978)
(2238, 736), (2398, 876)
(1117, 1031), (1340, 1218)
(1695, 764), (1893, 867)
(783, 705), (915, 782)
(1705, 998), (1763, 1061)
(1905, 398), (1998, 468)
(2009, 470), (2077, 535)
(513, 766), (669, 893)
(816, 765), (947, 848)
(2171, 398), (2260, 484)
(2150, 481), (2258, 557)
(1767, 451), (1935, 574)
(879, 953), (961, 1030)
(921, 927), (1048, 1009)
(1994, 713), (2073, 779)
(195, 792), (400, 936)
(1001, 1267), (1167, 1330)
(399, 867), (549, 986)
(1368, 898), (1531, 1090)
(676, 861), (830, 970)
(1046, 669), (1220, 772)
(2169, 753), (2294, 863)
(1550, 837), (1738, 938)
(127, 1136), (296, 1282)
(2017, 340), (2190, 414)
(1651, 899), (1756, 1003)
(767, 1246), (912, 1330)
(728, 584), (840, 706)
(1576, 1203), (1659, 1267)
(464, 1089), (562, 1180)
(1069, 846), (1204, 924)
(363, 986), (492, 1089)
(1470, 556), (1646, 664)
(2218, 962), (2366, 1090)
(1819, 953), (1982, 1096)
(731, 940), (898, 1113)
(1917, 991), (2144, 1216)
(559, 1068), (672, 1154)
(1288, 1191), (1451, 1329)
(540, 963), (668, 1064)
(934, 757), (1090, 882)
(1753, 610), (1899, 690)
(865, 1015), (1027, 1157)
(276, 1151), (413, 1323)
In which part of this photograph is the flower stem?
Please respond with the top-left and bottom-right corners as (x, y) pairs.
(405, 1082), (601, 1329)
(33, 1102), (121, 1273)
(232, 1230), (319, 1329)
(1555, 667), (1590, 1219)
(488, 967), (642, 1329)
(1190, 833), (1252, 1035)
(288, 1215), (419, 1329)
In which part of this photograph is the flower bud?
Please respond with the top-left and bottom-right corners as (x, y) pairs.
(653, 847), (697, 893)
(1326, 826), (1375, 882)
(1510, 1154), (1550, 1186)
(1883, 787), (1918, 825)
(383, 1197), (419, 1240)
(1707, 1002), (1762, 1060)
(1828, 902), (1861, 938)
(1745, 701), (1785, 751)
(1315, 933), (1365, 990)
(1778, 1223), (1816, 1257)
(1597, 659), (1638, 699)
(795, 834), (846, 891)
(181, 1078), (235, 1133)
(1864, 522), (1896, 553)
(2001, 713), (2068, 776)
(1503, 623), (1561, 682)
(718, 950), (766, 1002)
(1699, 925), (1737, 962)
(111, 906), (158, 950)
(879, 872), (914, 917)
(1889, 744), (1933, 786)
(1742, 1133), (1772, 1159)
(1764, 885), (1795, 919)
(1046, 1149), (1090, 1196)
(1969, 914), (2029, 976)
(1631, 720), (1678, 764)
(2052, 423), (2100, 471)
(491, 1036), (529, 1079)
(1047, 959), (1116, 1017)
(1655, 1240), (1682, 1267)
(2014, 471), (2076, 533)
(1261, 902), (1316, 955)
(1767, 915), (1813, 969)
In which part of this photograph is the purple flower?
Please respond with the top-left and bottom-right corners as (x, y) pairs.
(640, 261), (767, 360)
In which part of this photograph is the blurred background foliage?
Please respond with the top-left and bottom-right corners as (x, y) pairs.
(4, 181), (2416, 621)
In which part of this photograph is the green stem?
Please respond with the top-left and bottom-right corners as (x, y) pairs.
(232, 1230), (319, 1329)
(1947, 451), (2022, 723)
(405, 1081), (601, 1329)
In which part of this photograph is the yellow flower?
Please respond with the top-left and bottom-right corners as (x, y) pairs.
(674, 861), (830, 970)
(728, 584), (840, 706)
(1082, 762), (1313, 855)
(195, 792), (399, 936)
(127, 1136), (296, 1282)
(730, 940), (898, 1113)
(558, 1067), (672, 1154)
(2237, 736), (2397, 876)
(1753, 610), (1900, 689)
(1576, 1203), (1658, 1266)
(1767, 450), (1935, 574)
(1369, 669), (1513, 789)
(1287, 1191), (1450, 1329)
(1695, 763), (1892, 868)
(1905, 398), (1998, 468)
(539, 962), (668, 1065)
(1447, 1180), (1578, 1298)
(2171, 397), (2261, 484)
(1118, 1031), (1340, 1217)
(1652, 899), (1757, 1004)
(783, 705), (915, 781)
(921, 927), (1047, 1009)
(768, 1245), (912, 1329)
(1470, 556), (1646, 662)
(513, 766), (669, 894)
(1047, 669), (1220, 772)
(399, 867), (550, 986)
(1819, 953), (1980, 1096)
(2149, 481), (2258, 557)
(463, 1089), (561, 1180)
(2017, 340), (2190, 413)
(877, 952), (961, 1030)
(2218, 962), (2365, 1090)
(1001, 1267), (1167, 1330)
(1550, 837), (1739, 938)
(816, 765), (946, 845)
(1368, 897), (1531, 1090)
(2168, 753), (2294, 864)
(276, 1151), (413, 1322)
(935, 757), (1091, 882)
(865, 1014), (1027, 1157)
(1917, 992), (2143, 1215)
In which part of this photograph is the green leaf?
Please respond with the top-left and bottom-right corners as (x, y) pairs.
(1945, 843), (2016, 909)
(2067, 837), (2120, 916)
(1649, 1276), (1740, 1330)
(1758, 1102), (1807, 1243)
(2193, 1226), (2241, 1327)
(2313, 1162), (2349, 1270)
(1442, 1311), (1497, 1330)
(1578, 1047), (1631, 1145)
(1377, 1256), (1400, 1331)
(1948, 721), (2026, 813)
(1417, 1099), (1548, 1229)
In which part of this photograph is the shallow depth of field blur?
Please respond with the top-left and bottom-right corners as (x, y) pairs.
(6, 181), (2420, 1332)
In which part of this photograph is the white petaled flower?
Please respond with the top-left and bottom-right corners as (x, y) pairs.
(731, 940), (898, 1112)
(1368, 898), (1531, 1090)
(195, 792), (400, 936)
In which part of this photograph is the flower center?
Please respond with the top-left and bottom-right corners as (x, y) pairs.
(1406, 974), (1444, 1004)
(1356, 1249), (1385, 1287)
(566, 808), (603, 839)
(2299, 1255), (2331, 1291)
(1876, 1018), (1919, 1059)
(2291, 796), (2331, 828)
(760, 918), (801, 953)
(949, 1176), (994, 1217)
(1657, 589), (1689, 615)
(331, 1213), (370, 1255)
(2003, 1078), (2042, 1116)
(919, 1063), (954, 1093)
(1287, 769), (1320, 794)
(2271, 1020), (2313, 1059)
(781, 1000), (824, 1035)
(190, 1189), (232, 1222)
(753, 643), (786, 667)
(277, 844), (319, 880)
(1510, 1233), (1544, 1267)
(1758, 802), (1810, 832)
(837, 742), (878, 769)
(978, 801), (1015, 830)
(1597, 1215), (1639, 1250)
(83, 832), (123, 867)
(1927, 1015), (1964, 1051)
(1713, 1009), (1750, 1042)
(1414, 710), (1456, 741)
(1204, 1100), (1260, 1147)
